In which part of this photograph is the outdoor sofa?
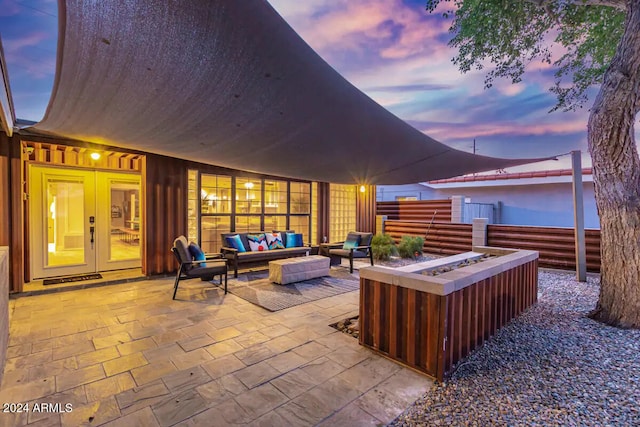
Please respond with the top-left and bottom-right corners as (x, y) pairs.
(221, 231), (311, 277)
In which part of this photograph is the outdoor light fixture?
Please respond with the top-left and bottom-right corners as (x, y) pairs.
(359, 185), (366, 193)
(90, 152), (101, 160)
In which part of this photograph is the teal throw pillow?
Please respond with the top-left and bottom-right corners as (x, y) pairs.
(285, 233), (303, 248)
(225, 234), (246, 253)
(266, 232), (285, 250)
(342, 234), (361, 250)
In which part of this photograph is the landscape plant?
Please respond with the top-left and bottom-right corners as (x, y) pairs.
(426, 0), (640, 328)
(371, 233), (398, 261)
(398, 236), (425, 259)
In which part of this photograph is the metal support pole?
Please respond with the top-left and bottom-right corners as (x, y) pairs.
(571, 150), (587, 282)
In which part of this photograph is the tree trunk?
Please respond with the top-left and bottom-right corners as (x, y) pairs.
(587, 0), (640, 328)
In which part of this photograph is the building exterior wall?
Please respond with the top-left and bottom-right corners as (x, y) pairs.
(356, 185), (376, 234)
(377, 184), (436, 201)
(2, 132), (368, 288)
(0, 246), (8, 387)
(377, 182), (599, 229)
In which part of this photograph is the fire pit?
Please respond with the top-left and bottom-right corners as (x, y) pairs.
(358, 246), (539, 381)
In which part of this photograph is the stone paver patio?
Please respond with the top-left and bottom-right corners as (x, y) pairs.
(1, 271), (432, 426)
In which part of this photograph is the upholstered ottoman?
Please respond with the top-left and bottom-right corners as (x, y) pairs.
(269, 255), (330, 285)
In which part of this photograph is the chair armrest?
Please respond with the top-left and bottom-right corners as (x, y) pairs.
(204, 253), (223, 260)
(321, 242), (344, 249)
(220, 247), (238, 255)
(181, 260), (206, 267)
(183, 257), (226, 267)
(354, 245), (371, 251)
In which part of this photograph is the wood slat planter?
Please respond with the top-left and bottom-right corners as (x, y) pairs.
(359, 246), (538, 381)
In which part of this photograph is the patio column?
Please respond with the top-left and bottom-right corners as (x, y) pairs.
(572, 151), (587, 282)
(472, 218), (488, 248)
(451, 195), (465, 223)
(356, 184), (376, 233)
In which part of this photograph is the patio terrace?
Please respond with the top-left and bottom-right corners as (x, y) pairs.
(1, 270), (432, 426)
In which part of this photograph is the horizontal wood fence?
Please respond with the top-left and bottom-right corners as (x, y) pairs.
(383, 220), (601, 272)
(384, 220), (472, 255)
(377, 199), (452, 222)
(487, 225), (601, 272)
(360, 258), (539, 381)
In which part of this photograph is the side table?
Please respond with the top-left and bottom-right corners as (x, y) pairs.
(319, 243), (343, 266)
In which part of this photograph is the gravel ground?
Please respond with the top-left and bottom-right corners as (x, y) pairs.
(389, 269), (640, 426)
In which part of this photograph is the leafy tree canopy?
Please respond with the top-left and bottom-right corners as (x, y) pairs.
(426, 0), (625, 111)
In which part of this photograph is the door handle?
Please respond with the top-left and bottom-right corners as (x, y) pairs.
(89, 215), (95, 249)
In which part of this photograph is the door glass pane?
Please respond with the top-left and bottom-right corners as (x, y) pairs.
(109, 181), (140, 261)
(46, 179), (85, 266)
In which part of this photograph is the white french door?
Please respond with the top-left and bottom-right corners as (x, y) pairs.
(29, 165), (142, 279)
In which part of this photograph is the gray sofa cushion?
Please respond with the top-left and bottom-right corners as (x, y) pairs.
(329, 249), (369, 258)
(236, 247), (308, 261)
(188, 261), (227, 277)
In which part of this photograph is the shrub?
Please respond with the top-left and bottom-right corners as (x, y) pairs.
(371, 233), (397, 261)
(398, 235), (424, 259)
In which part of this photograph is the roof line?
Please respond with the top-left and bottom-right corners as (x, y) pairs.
(427, 168), (593, 184)
(0, 37), (16, 136)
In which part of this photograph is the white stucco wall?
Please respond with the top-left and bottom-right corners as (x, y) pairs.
(377, 182), (600, 229)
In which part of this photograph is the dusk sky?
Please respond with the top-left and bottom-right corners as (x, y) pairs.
(0, 0), (603, 171)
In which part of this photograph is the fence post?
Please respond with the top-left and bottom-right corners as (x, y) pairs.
(572, 151), (587, 282)
(472, 218), (488, 248)
(376, 215), (387, 235)
(451, 196), (465, 223)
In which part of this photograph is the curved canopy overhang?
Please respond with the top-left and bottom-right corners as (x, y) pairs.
(31, 0), (549, 184)
(0, 38), (15, 137)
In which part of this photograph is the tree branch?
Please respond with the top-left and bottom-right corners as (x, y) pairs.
(527, 0), (626, 11)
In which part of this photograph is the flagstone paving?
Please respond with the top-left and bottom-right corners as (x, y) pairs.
(1, 274), (433, 426)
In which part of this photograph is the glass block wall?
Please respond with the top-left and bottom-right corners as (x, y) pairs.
(329, 184), (357, 242)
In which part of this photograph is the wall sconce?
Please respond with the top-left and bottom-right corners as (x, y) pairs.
(90, 152), (101, 160)
(359, 185), (366, 193)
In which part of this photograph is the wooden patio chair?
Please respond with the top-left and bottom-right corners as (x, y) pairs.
(323, 231), (374, 273)
(171, 236), (227, 299)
